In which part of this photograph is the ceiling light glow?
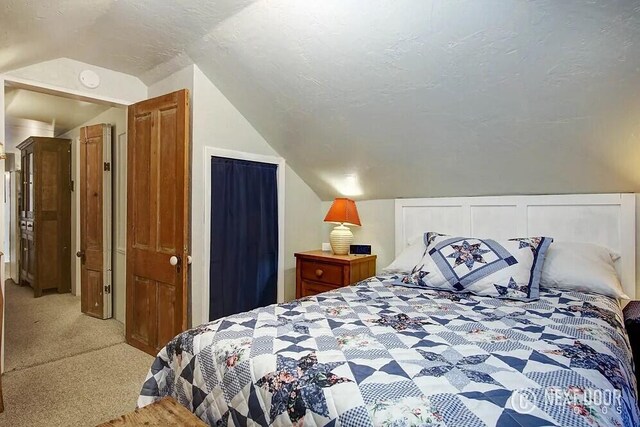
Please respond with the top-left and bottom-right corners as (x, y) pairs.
(335, 173), (363, 197)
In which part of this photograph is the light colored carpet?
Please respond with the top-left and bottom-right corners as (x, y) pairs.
(0, 343), (153, 426)
(0, 280), (155, 426)
(4, 280), (126, 372)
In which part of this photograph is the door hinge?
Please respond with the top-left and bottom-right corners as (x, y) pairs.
(104, 285), (111, 294)
(104, 162), (111, 171)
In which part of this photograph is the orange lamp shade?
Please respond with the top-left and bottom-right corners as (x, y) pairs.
(324, 198), (361, 227)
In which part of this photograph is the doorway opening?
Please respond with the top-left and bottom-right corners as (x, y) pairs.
(3, 83), (128, 372)
(209, 156), (279, 320)
(201, 148), (285, 326)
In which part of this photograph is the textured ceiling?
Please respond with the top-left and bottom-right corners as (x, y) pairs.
(0, 0), (256, 81)
(193, 0), (640, 200)
(4, 87), (110, 137)
(3, 1), (640, 200)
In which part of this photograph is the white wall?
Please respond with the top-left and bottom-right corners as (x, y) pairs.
(285, 170), (323, 300)
(5, 118), (54, 156)
(60, 107), (127, 322)
(191, 65), (322, 324)
(5, 58), (146, 105)
(321, 199), (395, 272)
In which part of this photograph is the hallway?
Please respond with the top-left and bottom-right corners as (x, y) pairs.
(0, 280), (153, 426)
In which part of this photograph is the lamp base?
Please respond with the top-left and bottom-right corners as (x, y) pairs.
(329, 224), (353, 255)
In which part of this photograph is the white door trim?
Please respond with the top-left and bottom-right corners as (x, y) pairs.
(202, 147), (285, 326)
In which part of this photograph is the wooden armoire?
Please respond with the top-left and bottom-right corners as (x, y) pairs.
(17, 137), (72, 297)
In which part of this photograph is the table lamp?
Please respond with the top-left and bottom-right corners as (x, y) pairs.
(324, 198), (361, 255)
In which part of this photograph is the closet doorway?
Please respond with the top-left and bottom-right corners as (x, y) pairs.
(203, 149), (285, 324)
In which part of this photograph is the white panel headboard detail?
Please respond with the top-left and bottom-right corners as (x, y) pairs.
(395, 194), (636, 299)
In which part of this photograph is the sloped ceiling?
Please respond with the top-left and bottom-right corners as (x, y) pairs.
(2, 1), (640, 200)
(0, 0), (256, 81)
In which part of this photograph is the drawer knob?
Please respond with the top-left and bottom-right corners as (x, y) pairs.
(315, 269), (324, 277)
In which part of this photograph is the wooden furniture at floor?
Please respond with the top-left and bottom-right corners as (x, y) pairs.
(17, 137), (72, 297)
(295, 250), (377, 298)
(96, 397), (206, 427)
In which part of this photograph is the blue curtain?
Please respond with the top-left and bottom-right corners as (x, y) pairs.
(209, 157), (278, 321)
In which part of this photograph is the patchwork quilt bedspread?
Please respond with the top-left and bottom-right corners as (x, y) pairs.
(139, 275), (640, 426)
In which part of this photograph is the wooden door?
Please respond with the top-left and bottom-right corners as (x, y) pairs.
(126, 90), (190, 355)
(34, 138), (72, 296)
(79, 124), (113, 319)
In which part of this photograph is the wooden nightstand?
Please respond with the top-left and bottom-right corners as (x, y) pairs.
(295, 250), (377, 298)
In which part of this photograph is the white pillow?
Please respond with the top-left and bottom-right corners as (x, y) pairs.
(383, 240), (426, 273)
(540, 241), (628, 299)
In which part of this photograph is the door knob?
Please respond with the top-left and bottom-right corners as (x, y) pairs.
(170, 256), (180, 266)
(187, 255), (192, 265)
(76, 251), (85, 258)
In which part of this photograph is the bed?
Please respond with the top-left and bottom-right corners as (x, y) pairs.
(138, 193), (640, 426)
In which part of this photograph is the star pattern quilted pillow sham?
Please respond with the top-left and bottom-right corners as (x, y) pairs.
(398, 232), (553, 301)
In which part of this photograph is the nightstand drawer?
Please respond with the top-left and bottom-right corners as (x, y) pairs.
(300, 280), (340, 297)
(300, 261), (343, 285)
(295, 251), (376, 299)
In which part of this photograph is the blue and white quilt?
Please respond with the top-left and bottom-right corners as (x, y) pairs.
(139, 275), (640, 426)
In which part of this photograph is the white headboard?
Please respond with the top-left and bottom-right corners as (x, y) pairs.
(395, 194), (636, 299)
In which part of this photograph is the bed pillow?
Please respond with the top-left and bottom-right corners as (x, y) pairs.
(383, 233), (447, 272)
(383, 240), (426, 273)
(397, 232), (553, 301)
(540, 241), (628, 299)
